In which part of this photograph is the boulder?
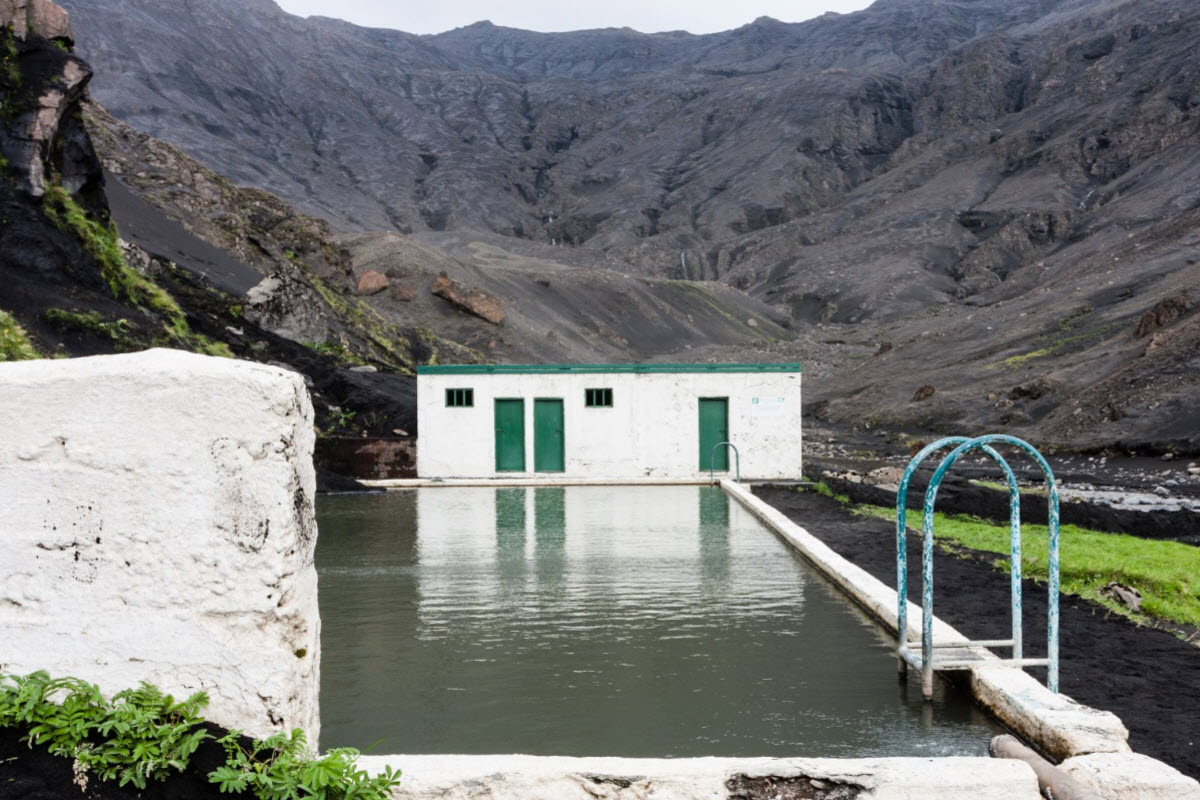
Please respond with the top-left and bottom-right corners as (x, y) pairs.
(245, 264), (333, 344)
(391, 282), (417, 302)
(431, 271), (505, 324)
(912, 384), (936, 402)
(355, 269), (389, 296)
(1136, 292), (1192, 337)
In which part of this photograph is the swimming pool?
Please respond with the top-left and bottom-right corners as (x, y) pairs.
(315, 485), (1003, 756)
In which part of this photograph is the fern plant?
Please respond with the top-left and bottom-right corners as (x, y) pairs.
(211, 728), (400, 800)
(0, 672), (402, 798)
(0, 672), (211, 789)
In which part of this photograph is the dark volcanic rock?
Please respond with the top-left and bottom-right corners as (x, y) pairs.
(1136, 292), (1193, 337)
(43, 0), (1200, 449)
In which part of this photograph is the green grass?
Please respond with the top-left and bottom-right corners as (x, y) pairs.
(40, 186), (232, 358)
(0, 310), (41, 360)
(854, 503), (1200, 630)
(42, 308), (135, 347)
(42, 186), (186, 328)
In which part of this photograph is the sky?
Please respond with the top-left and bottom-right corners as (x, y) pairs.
(271, 0), (876, 36)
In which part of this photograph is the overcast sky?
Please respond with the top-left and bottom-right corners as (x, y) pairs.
(271, 0), (876, 36)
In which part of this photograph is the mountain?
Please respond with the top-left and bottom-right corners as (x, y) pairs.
(37, 0), (1200, 450)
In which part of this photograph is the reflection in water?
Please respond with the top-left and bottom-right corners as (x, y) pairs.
(495, 489), (526, 597)
(534, 488), (566, 593)
(316, 486), (1003, 756)
(698, 487), (730, 593)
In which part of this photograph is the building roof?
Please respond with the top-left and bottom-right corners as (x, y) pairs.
(417, 363), (802, 375)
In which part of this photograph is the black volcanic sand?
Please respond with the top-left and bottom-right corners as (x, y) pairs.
(754, 485), (1200, 779)
(0, 722), (232, 800)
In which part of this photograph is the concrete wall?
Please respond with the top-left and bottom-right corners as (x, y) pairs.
(0, 349), (320, 741)
(417, 369), (802, 479)
(315, 436), (416, 479)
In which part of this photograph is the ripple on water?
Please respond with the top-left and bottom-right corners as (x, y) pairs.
(315, 486), (1004, 756)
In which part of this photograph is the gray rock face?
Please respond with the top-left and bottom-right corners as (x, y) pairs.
(0, 4), (94, 198)
(45, 0), (1200, 449)
(1, 0), (73, 42)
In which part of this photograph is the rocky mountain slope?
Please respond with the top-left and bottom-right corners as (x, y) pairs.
(35, 0), (1200, 451)
(0, 2), (471, 436)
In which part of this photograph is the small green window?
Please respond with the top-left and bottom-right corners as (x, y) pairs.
(446, 388), (474, 407)
(585, 388), (613, 407)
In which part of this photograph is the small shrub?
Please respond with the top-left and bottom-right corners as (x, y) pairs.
(211, 728), (401, 800)
(0, 309), (41, 360)
(0, 672), (210, 790)
(0, 672), (402, 798)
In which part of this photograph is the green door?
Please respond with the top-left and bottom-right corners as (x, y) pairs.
(698, 397), (729, 471)
(494, 399), (525, 472)
(534, 398), (565, 472)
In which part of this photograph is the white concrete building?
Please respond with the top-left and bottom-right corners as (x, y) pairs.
(416, 364), (802, 480)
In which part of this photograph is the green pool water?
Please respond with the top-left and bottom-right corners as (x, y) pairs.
(315, 485), (1003, 756)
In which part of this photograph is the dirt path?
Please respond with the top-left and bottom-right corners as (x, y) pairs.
(754, 485), (1200, 779)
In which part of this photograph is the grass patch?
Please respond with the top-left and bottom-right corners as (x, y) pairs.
(854, 503), (1200, 630)
(0, 309), (41, 360)
(808, 480), (850, 504)
(40, 186), (232, 358)
(301, 338), (369, 368)
(42, 308), (136, 348)
(42, 186), (186, 330)
(992, 318), (1128, 370)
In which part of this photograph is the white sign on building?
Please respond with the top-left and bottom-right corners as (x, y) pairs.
(416, 364), (802, 480)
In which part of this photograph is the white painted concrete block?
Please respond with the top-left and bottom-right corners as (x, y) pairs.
(1061, 753), (1200, 800)
(0, 349), (320, 741)
(359, 754), (1042, 800)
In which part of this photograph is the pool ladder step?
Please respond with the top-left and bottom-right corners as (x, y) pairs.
(895, 435), (1061, 699)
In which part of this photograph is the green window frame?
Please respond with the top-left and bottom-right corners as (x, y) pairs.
(446, 388), (474, 407)
(585, 388), (613, 408)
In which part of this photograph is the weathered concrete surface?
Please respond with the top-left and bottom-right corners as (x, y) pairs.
(723, 480), (1130, 763)
(1061, 753), (1200, 800)
(359, 754), (1041, 800)
(970, 665), (1129, 762)
(0, 349), (320, 741)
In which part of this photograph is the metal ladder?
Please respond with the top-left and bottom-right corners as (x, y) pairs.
(709, 442), (740, 484)
(895, 434), (1060, 698)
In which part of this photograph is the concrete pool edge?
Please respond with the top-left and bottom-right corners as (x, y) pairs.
(720, 478), (1131, 763)
(362, 477), (717, 488)
(358, 754), (1043, 799)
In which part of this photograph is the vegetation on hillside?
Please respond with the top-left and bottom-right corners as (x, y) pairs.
(0, 309), (41, 360)
(40, 185), (231, 357)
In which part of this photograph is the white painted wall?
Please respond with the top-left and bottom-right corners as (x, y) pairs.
(0, 349), (320, 741)
(417, 370), (802, 479)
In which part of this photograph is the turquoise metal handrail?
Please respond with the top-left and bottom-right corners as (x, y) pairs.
(895, 434), (1060, 699)
(709, 442), (740, 484)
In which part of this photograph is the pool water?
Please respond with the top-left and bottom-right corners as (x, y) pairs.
(315, 485), (1003, 756)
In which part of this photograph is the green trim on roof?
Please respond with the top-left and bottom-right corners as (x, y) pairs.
(417, 363), (802, 375)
